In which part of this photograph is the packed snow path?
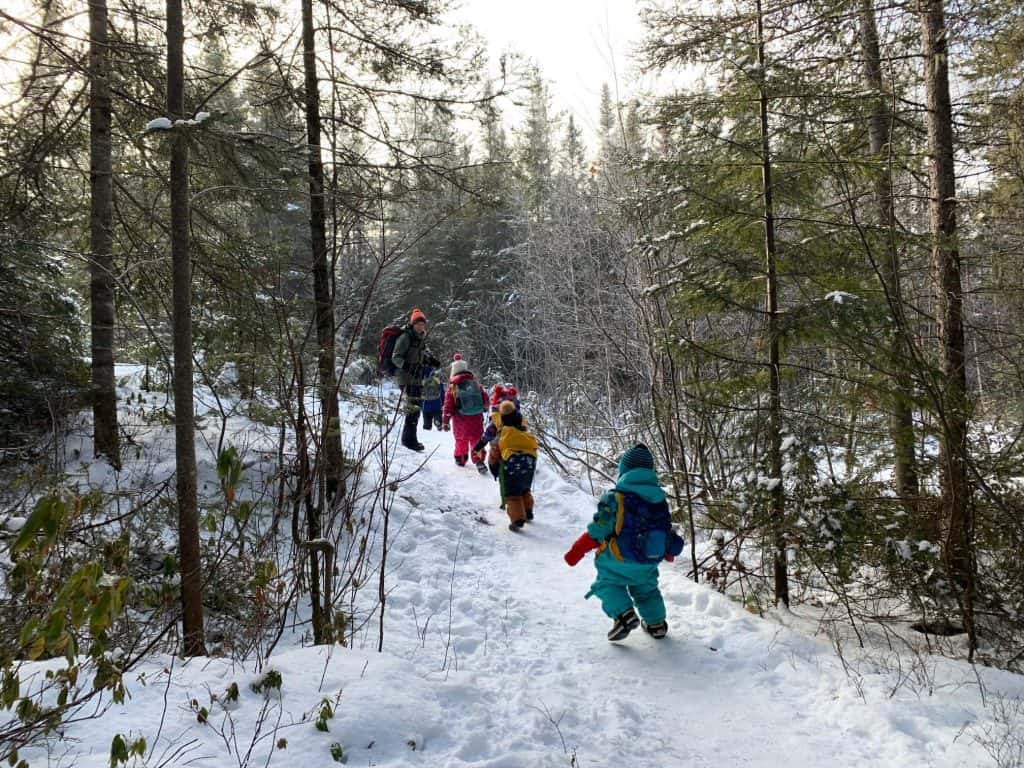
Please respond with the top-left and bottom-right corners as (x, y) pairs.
(19, 380), (1023, 768)
(364, 427), (1002, 767)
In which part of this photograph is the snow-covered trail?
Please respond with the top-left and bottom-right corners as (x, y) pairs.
(14, 382), (1022, 768)
(367, 425), (1002, 768)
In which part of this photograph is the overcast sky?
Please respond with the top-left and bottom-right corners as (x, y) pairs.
(452, 0), (647, 153)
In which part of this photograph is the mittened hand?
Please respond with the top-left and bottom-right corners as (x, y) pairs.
(442, 421), (451, 432)
(563, 533), (599, 566)
(664, 554), (675, 563)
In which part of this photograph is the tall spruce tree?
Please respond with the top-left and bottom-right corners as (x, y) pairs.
(167, 0), (206, 657)
(88, 0), (120, 468)
(919, 0), (975, 655)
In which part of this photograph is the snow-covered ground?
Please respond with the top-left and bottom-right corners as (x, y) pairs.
(7, 367), (1024, 767)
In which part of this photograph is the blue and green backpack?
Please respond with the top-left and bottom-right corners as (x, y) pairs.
(607, 492), (685, 563)
(454, 380), (484, 415)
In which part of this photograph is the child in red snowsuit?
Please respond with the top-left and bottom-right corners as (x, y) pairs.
(442, 355), (489, 472)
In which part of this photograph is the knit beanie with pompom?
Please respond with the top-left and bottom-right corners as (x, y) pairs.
(450, 353), (468, 377)
(618, 443), (655, 475)
(498, 400), (517, 416)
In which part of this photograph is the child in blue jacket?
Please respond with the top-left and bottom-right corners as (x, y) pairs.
(563, 444), (684, 641)
(419, 366), (445, 430)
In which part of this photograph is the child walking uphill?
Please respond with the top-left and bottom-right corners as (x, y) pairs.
(476, 384), (520, 480)
(563, 444), (685, 641)
(494, 400), (537, 531)
(442, 354), (489, 472)
(420, 366), (445, 430)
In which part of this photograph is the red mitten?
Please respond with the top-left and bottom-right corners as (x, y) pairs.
(664, 554), (675, 563)
(563, 533), (599, 566)
(442, 421), (451, 432)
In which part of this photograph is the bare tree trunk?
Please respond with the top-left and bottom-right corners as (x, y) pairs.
(756, 0), (788, 608)
(920, 0), (975, 656)
(167, 0), (205, 657)
(301, 0), (344, 507)
(858, 0), (918, 503)
(88, 0), (120, 469)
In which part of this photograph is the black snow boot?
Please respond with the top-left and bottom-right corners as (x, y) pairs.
(508, 519), (525, 532)
(475, 461), (488, 475)
(401, 412), (423, 451)
(607, 608), (640, 642)
(455, 455), (467, 467)
(642, 621), (669, 639)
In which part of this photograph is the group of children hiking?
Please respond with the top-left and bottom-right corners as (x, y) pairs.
(381, 308), (685, 642)
(380, 308), (537, 531)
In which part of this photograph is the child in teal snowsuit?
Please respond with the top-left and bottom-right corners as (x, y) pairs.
(563, 444), (684, 641)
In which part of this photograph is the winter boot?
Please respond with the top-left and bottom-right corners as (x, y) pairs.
(455, 455), (467, 467)
(524, 491), (534, 521)
(475, 461), (488, 475)
(401, 412), (423, 451)
(508, 520), (525, 532)
(607, 608), (640, 642)
(422, 411), (432, 430)
(505, 496), (527, 527)
(642, 620), (669, 640)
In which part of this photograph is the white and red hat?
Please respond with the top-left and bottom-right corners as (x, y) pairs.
(451, 353), (469, 377)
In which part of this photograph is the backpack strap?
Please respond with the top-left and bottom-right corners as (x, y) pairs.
(607, 492), (626, 562)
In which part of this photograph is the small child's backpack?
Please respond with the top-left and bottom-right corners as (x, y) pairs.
(454, 380), (485, 415)
(608, 492), (685, 563)
(421, 370), (444, 402)
(377, 324), (404, 376)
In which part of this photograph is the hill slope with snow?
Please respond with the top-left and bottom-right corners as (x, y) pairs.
(9, 375), (1024, 768)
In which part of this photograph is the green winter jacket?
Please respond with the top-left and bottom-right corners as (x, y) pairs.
(391, 325), (427, 387)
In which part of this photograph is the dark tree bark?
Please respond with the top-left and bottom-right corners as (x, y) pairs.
(88, 0), (120, 469)
(858, 0), (919, 503)
(167, 0), (206, 657)
(755, 0), (789, 608)
(920, 0), (975, 656)
(301, 0), (338, 644)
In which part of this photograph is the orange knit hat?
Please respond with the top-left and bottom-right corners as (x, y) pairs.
(410, 308), (427, 324)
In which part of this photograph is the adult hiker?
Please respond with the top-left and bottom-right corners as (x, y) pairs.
(391, 308), (441, 451)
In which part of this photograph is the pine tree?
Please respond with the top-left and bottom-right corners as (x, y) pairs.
(89, 0), (120, 469)
(167, 0), (206, 657)
(919, 0), (975, 655)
